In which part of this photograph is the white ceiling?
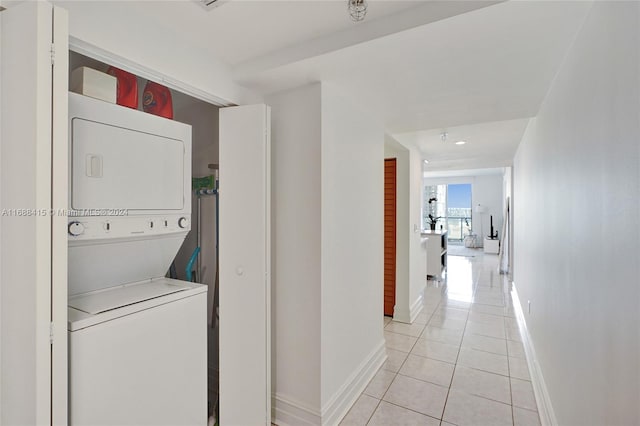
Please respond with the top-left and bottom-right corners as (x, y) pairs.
(88, 0), (425, 66)
(394, 118), (530, 171)
(228, 1), (591, 170)
(56, 0), (592, 172)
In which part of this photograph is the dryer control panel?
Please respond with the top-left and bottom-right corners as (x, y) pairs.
(67, 214), (189, 241)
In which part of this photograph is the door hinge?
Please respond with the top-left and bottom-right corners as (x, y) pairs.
(50, 43), (55, 65)
(49, 322), (54, 344)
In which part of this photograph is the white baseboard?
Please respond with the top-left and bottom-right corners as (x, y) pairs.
(273, 393), (321, 426)
(394, 285), (425, 324)
(409, 289), (425, 323)
(272, 340), (387, 426)
(393, 306), (411, 323)
(321, 340), (387, 426)
(511, 284), (558, 426)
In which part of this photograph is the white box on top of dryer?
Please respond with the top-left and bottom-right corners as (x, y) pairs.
(70, 67), (117, 104)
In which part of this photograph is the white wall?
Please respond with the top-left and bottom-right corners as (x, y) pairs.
(407, 144), (427, 317)
(267, 84), (322, 415)
(320, 83), (384, 411)
(513, 2), (639, 425)
(55, 1), (260, 106)
(384, 137), (411, 322)
(473, 174), (504, 240)
(267, 83), (384, 424)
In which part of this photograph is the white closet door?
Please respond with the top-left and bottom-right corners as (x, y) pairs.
(0, 2), (69, 425)
(219, 105), (271, 426)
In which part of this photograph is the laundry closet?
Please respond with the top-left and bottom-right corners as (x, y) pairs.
(65, 49), (270, 425)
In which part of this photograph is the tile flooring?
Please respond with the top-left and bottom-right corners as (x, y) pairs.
(340, 253), (541, 426)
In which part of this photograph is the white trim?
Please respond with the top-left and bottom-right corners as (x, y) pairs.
(272, 340), (387, 426)
(272, 393), (321, 426)
(511, 284), (558, 426)
(264, 106), (272, 425)
(320, 340), (387, 426)
(51, 5), (69, 425)
(35, 5), (54, 421)
(409, 290), (424, 323)
(68, 37), (233, 108)
(392, 304), (411, 323)
(394, 287), (424, 324)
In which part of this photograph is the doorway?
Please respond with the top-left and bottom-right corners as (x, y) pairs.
(384, 159), (396, 317)
(446, 183), (472, 242)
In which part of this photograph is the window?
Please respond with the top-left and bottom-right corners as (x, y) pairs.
(423, 184), (446, 230)
(423, 183), (472, 241)
(446, 184), (472, 241)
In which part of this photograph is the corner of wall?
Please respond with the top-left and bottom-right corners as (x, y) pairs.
(268, 83), (323, 418)
(318, 82), (385, 414)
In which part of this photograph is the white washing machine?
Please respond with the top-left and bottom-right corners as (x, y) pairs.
(67, 93), (206, 425)
(68, 279), (207, 425)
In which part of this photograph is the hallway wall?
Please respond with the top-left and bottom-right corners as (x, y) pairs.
(320, 83), (385, 411)
(267, 83), (385, 424)
(268, 83), (322, 414)
(513, 2), (639, 425)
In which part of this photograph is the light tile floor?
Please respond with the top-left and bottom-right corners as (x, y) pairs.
(340, 253), (541, 426)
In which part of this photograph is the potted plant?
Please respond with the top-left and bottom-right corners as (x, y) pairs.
(426, 214), (442, 231)
(427, 197), (442, 231)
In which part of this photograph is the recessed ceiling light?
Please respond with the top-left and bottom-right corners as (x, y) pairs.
(455, 141), (466, 145)
(423, 159), (429, 164)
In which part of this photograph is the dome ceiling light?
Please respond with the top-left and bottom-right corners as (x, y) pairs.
(348, 0), (368, 22)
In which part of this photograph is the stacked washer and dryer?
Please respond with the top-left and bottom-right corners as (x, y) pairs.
(66, 92), (207, 425)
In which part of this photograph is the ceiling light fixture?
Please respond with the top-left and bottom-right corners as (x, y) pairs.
(423, 159), (429, 164)
(195, 0), (226, 11)
(441, 132), (448, 142)
(455, 141), (466, 145)
(348, 0), (367, 22)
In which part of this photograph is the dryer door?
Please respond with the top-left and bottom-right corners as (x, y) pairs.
(70, 117), (185, 211)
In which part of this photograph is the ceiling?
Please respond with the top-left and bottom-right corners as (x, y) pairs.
(394, 118), (530, 171)
(56, 0), (592, 172)
(83, 0), (426, 66)
(225, 1), (591, 171)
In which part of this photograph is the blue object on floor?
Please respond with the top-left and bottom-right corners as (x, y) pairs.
(186, 246), (201, 282)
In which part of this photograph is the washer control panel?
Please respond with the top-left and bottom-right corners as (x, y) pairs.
(68, 215), (189, 240)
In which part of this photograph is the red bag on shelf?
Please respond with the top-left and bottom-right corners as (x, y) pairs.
(107, 66), (138, 109)
(142, 81), (173, 119)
